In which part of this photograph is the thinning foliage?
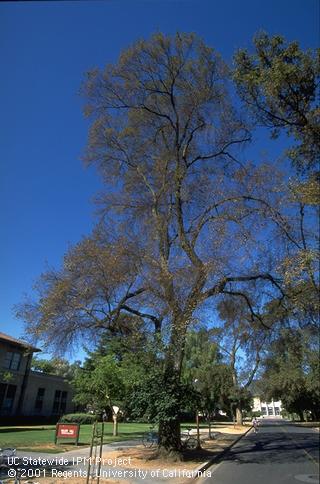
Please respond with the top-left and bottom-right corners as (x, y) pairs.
(16, 32), (319, 450)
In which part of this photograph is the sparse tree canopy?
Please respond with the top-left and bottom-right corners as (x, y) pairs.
(18, 32), (283, 349)
(16, 32), (317, 451)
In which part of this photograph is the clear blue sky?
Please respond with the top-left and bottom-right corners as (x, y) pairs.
(0, 0), (318, 356)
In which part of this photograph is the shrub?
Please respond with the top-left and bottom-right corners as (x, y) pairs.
(59, 413), (97, 424)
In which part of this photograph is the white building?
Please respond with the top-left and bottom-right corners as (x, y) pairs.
(252, 396), (282, 417)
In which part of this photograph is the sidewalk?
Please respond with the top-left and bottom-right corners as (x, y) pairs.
(15, 439), (142, 461)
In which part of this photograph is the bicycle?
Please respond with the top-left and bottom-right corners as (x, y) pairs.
(11, 467), (40, 484)
(0, 448), (17, 483)
(0, 448), (17, 479)
(142, 426), (158, 448)
(0, 468), (39, 484)
(0, 448), (16, 466)
(181, 428), (198, 450)
(0, 449), (38, 484)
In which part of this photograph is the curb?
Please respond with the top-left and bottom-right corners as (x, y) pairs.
(193, 426), (253, 479)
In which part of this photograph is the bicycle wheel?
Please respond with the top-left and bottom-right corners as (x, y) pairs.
(185, 437), (197, 449)
(142, 432), (156, 448)
(0, 448), (16, 467)
(1, 448), (16, 457)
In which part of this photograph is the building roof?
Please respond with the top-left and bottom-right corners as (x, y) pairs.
(30, 370), (70, 382)
(0, 332), (41, 352)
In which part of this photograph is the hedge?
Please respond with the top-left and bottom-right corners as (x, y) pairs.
(59, 413), (98, 424)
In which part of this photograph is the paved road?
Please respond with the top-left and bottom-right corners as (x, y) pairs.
(201, 419), (319, 484)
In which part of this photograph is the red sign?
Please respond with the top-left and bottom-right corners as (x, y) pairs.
(55, 424), (80, 444)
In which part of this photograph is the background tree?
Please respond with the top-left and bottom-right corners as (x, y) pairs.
(234, 32), (320, 174)
(181, 329), (234, 431)
(259, 327), (320, 421)
(234, 33), (319, 337)
(72, 354), (125, 420)
(31, 357), (81, 380)
(215, 297), (270, 424)
(72, 313), (157, 421)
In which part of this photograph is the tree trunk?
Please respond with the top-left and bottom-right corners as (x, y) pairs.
(236, 407), (243, 425)
(298, 410), (305, 422)
(156, 320), (186, 453)
(158, 419), (181, 452)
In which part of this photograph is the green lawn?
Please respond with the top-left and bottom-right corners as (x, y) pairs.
(0, 422), (153, 452)
(0, 421), (235, 452)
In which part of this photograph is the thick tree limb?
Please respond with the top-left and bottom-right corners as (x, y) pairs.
(120, 304), (162, 332)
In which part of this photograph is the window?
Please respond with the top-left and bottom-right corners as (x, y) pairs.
(274, 407), (280, 416)
(261, 406), (267, 415)
(34, 388), (45, 412)
(52, 390), (61, 414)
(268, 406), (274, 415)
(3, 351), (22, 371)
(52, 390), (68, 415)
(0, 384), (6, 410)
(0, 384), (17, 415)
(60, 391), (67, 413)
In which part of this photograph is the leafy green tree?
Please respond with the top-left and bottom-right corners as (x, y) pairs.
(259, 328), (320, 420)
(129, 367), (197, 453)
(72, 354), (125, 415)
(74, 321), (154, 409)
(234, 34), (319, 316)
(234, 32), (319, 174)
(71, 313), (159, 425)
(31, 357), (81, 380)
(215, 297), (271, 424)
(234, 33), (319, 365)
(181, 329), (234, 422)
(305, 348), (320, 419)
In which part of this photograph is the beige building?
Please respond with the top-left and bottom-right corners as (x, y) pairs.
(252, 396), (283, 417)
(0, 332), (74, 418)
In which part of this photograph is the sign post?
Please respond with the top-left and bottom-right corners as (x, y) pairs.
(55, 423), (80, 445)
(112, 406), (120, 437)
